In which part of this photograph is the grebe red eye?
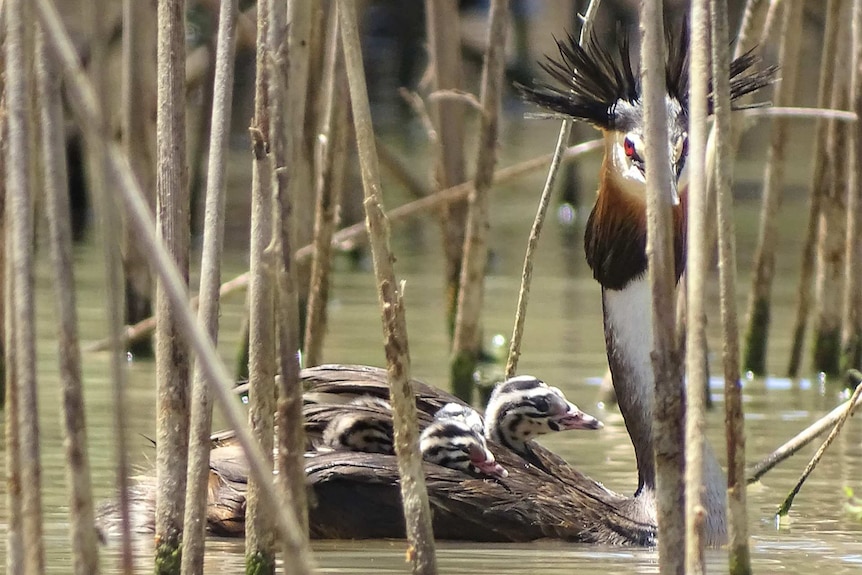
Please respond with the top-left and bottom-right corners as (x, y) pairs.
(624, 137), (635, 158)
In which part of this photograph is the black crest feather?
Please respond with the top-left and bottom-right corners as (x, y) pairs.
(516, 23), (777, 129)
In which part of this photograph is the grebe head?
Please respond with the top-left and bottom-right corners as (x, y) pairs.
(516, 24), (773, 206)
(420, 405), (507, 480)
(485, 375), (602, 455)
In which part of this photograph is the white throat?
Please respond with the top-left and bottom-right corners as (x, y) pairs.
(602, 276), (727, 545)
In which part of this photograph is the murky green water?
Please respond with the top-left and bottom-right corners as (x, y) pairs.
(2, 116), (862, 573)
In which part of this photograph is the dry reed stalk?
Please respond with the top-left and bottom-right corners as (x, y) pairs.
(814, 7), (852, 377)
(271, 0), (313, 557)
(86, 138), (605, 354)
(338, 2), (437, 572)
(505, 0), (600, 379)
(777, 370), (862, 516)
(0, 3), (5, 411)
(304, 9), (348, 367)
(4, 111), (23, 575)
(712, 0), (753, 572)
(425, 0), (468, 338)
(685, 1), (710, 572)
(7, 0), (44, 571)
(35, 0), (315, 569)
(81, 4), (136, 570)
(286, 0), (315, 326)
(245, 1), (278, 572)
(37, 28), (100, 575)
(154, 1), (192, 573)
(748, 386), (862, 483)
(788, 0), (844, 377)
(743, 0), (804, 376)
(450, 0), (510, 403)
(842, 0), (862, 373)
(640, 0), (686, 570)
(180, 0), (238, 573)
(121, 0), (157, 352)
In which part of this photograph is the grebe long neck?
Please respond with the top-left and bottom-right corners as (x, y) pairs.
(587, 150), (727, 543)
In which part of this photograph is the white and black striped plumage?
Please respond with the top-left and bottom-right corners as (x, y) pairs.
(485, 375), (603, 456)
(321, 397), (395, 455)
(420, 404), (507, 480)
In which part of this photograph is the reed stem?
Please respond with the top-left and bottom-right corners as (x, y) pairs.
(121, 0), (157, 356)
(180, 0), (238, 573)
(7, 0), (45, 570)
(450, 0), (510, 403)
(777, 371), (862, 516)
(425, 0), (468, 339)
(272, 0), (313, 560)
(743, 0), (804, 376)
(86, 138), (604, 354)
(338, 1), (437, 572)
(505, 0), (600, 380)
(641, 1), (687, 570)
(37, 26), (100, 575)
(154, 1), (192, 572)
(814, 4), (852, 378)
(685, 1), (710, 572)
(245, 1), (277, 572)
(842, 0), (862, 373)
(34, 1), (315, 569)
(788, 0), (844, 377)
(711, 0), (752, 571)
(304, 7), (348, 367)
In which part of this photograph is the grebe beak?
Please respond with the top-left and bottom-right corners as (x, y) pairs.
(550, 402), (604, 431)
(468, 444), (508, 479)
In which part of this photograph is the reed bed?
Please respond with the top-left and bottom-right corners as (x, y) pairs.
(5, 1), (862, 573)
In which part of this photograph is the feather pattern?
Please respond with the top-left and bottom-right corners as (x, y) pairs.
(516, 23), (776, 129)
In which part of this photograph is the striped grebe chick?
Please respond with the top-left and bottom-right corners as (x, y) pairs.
(321, 396), (395, 454)
(485, 375), (603, 456)
(420, 404), (507, 479)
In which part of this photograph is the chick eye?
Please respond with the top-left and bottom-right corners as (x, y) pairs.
(531, 396), (550, 414)
(624, 137), (636, 158)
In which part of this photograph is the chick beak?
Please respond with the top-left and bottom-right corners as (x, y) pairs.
(468, 444), (508, 479)
(551, 402), (604, 431)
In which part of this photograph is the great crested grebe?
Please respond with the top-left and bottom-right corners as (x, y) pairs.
(98, 24), (774, 546)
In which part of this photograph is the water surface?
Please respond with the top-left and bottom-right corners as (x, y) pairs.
(2, 117), (861, 573)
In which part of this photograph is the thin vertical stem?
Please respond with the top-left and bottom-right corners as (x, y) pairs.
(787, 0), (844, 377)
(4, 113), (23, 575)
(450, 0), (510, 403)
(121, 0), (157, 355)
(743, 0), (804, 375)
(37, 26), (100, 575)
(304, 7), (348, 366)
(272, 0), (314, 568)
(641, 0), (685, 572)
(338, 1), (437, 572)
(843, 0), (862, 373)
(685, 0), (710, 572)
(35, 3), (315, 569)
(814, 3), (851, 377)
(506, 0), (600, 379)
(245, 1), (277, 572)
(155, 0), (191, 572)
(180, 0), (238, 573)
(425, 0), (468, 339)
(711, 0), (752, 572)
(7, 0), (44, 570)
(1, 4), (21, 571)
